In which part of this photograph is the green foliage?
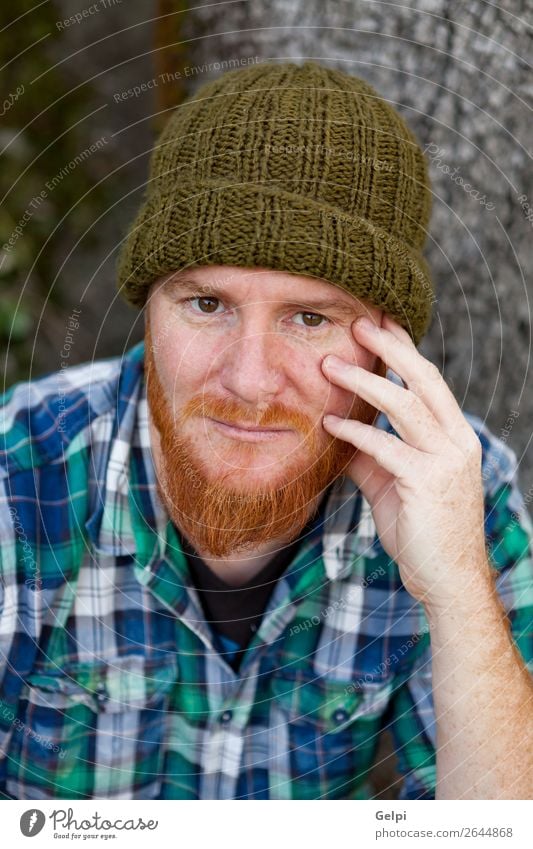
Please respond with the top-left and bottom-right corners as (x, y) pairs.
(0, 0), (116, 383)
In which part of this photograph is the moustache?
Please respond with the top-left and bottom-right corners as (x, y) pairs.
(178, 393), (318, 439)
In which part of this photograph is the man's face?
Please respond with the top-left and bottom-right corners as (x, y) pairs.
(145, 265), (385, 557)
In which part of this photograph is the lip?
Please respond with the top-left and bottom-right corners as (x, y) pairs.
(208, 417), (294, 443)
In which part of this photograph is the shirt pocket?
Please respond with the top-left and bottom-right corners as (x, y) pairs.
(269, 673), (395, 798)
(8, 655), (178, 799)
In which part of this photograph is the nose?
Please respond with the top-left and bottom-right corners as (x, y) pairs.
(218, 331), (284, 406)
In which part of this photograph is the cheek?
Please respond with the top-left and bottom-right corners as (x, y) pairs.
(157, 340), (213, 399)
(334, 328), (377, 370)
(149, 303), (214, 390)
(284, 334), (376, 416)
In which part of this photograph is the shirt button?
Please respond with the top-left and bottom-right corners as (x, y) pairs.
(332, 708), (349, 724)
(96, 682), (108, 703)
(219, 709), (233, 724)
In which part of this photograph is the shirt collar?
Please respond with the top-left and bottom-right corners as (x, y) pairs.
(84, 341), (167, 567)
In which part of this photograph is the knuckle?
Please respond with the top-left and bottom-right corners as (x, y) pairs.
(382, 333), (403, 358)
(391, 334), (404, 353)
(446, 453), (465, 478)
(464, 429), (483, 459)
(399, 389), (421, 416)
(382, 432), (397, 453)
(376, 432), (397, 465)
(451, 439), (480, 471)
(409, 379), (424, 397)
(424, 360), (441, 382)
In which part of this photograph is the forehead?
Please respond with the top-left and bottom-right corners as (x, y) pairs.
(154, 264), (375, 314)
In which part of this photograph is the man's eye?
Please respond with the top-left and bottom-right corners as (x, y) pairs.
(293, 312), (329, 328)
(186, 299), (329, 327)
(190, 296), (221, 314)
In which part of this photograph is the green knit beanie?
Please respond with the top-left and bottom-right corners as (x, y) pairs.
(117, 60), (434, 344)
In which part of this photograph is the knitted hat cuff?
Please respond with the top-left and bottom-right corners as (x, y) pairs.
(117, 180), (432, 345)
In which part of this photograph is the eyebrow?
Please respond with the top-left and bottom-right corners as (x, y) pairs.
(161, 276), (362, 317)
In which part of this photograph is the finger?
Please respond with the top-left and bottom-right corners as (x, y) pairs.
(351, 317), (469, 440)
(322, 415), (417, 479)
(322, 358), (444, 453)
(381, 313), (416, 347)
(347, 449), (394, 505)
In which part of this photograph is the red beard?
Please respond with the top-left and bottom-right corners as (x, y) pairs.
(144, 321), (383, 558)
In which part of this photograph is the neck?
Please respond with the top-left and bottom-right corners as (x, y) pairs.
(179, 495), (321, 586)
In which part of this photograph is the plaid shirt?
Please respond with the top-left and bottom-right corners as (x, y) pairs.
(0, 341), (532, 800)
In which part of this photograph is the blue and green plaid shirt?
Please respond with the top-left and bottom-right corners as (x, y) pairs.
(1, 341), (532, 800)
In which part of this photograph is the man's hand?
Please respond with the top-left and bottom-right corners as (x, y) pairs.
(321, 313), (492, 611)
(322, 314), (533, 799)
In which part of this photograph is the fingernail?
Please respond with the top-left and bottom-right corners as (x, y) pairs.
(323, 355), (346, 370)
(356, 317), (378, 332)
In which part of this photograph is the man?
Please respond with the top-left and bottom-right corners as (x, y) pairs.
(0, 61), (532, 801)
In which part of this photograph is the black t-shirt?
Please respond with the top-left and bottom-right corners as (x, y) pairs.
(181, 494), (328, 671)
